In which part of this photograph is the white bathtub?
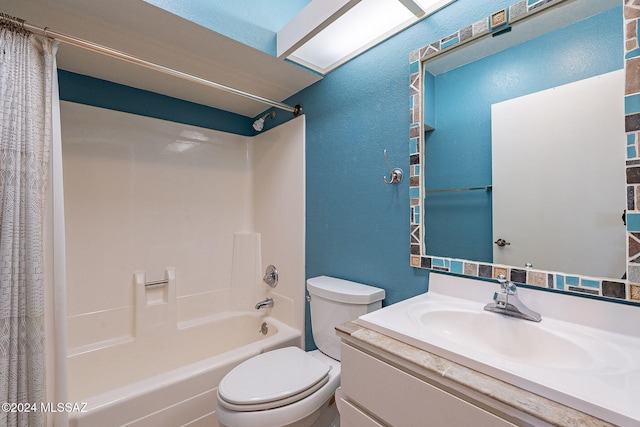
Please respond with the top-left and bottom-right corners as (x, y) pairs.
(67, 312), (301, 427)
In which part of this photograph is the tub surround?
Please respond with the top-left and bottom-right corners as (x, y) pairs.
(62, 101), (305, 352)
(62, 101), (252, 351)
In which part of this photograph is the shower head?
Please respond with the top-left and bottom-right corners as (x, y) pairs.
(253, 111), (276, 132)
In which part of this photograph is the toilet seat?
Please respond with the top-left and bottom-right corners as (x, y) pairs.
(217, 347), (331, 412)
(218, 375), (329, 411)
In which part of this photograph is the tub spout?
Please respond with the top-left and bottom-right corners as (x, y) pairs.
(255, 298), (274, 310)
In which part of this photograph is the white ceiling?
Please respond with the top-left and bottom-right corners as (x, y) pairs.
(1, 0), (322, 117)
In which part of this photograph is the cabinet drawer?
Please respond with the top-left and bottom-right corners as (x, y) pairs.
(340, 343), (516, 427)
(336, 388), (385, 427)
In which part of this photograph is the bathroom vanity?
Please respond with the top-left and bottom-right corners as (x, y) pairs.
(336, 328), (521, 426)
(336, 273), (640, 427)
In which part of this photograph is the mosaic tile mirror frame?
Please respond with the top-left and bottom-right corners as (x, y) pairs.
(409, 0), (640, 304)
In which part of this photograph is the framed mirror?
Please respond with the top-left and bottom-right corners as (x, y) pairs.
(409, 0), (640, 304)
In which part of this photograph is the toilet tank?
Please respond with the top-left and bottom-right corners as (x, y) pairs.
(307, 276), (385, 361)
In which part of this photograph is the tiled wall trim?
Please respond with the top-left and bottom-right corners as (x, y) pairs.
(625, 1), (640, 299)
(410, 0), (640, 304)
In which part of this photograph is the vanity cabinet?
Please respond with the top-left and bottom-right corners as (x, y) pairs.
(338, 342), (519, 427)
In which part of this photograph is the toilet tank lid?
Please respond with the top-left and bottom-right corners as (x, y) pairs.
(307, 276), (385, 304)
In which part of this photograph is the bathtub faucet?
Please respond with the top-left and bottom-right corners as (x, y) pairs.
(255, 298), (274, 310)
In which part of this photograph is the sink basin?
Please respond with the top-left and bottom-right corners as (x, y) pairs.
(416, 309), (593, 369)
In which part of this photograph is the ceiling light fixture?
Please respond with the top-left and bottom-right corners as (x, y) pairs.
(278, 0), (456, 75)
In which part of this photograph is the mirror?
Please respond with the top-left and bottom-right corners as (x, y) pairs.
(409, 0), (637, 303)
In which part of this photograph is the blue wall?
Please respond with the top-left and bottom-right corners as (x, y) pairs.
(424, 7), (623, 263)
(58, 70), (253, 136)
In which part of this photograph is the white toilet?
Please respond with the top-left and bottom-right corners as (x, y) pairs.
(216, 276), (385, 427)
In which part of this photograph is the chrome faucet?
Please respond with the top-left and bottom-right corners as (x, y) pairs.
(255, 298), (274, 310)
(484, 275), (541, 322)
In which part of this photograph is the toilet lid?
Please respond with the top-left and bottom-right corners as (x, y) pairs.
(218, 347), (331, 410)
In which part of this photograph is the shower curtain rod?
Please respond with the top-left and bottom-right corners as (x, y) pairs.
(1, 13), (302, 116)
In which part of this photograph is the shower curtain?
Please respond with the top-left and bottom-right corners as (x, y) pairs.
(0, 19), (58, 427)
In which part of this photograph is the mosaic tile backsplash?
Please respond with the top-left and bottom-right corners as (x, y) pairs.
(409, 0), (640, 304)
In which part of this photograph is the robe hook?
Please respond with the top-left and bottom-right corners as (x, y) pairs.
(383, 149), (403, 184)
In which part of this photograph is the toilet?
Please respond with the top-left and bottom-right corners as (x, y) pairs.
(216, 276), (385, 427)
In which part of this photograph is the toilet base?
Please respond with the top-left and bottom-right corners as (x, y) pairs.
(311, 395), (339, 427)
(217, 393), (339, 427)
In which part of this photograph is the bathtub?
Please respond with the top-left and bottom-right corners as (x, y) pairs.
(67, 312), (301, 427)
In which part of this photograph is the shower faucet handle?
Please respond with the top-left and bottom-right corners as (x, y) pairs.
(263, 265), (278, 288)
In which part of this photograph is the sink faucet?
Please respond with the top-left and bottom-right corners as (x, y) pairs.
(484, 275), (541, 322)
(255, 298), (274, 310)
